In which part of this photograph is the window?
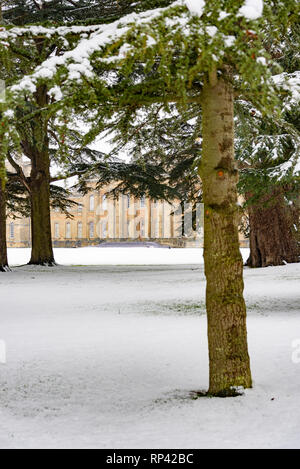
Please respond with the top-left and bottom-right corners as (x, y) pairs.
(127, 219), (130, 237)
(140, 196), (146, 208)
(9, 222), (14, 239)
(102, 194), (107, 210)
(89, 195), (95, 211)
(154, 219), (159, 238)
(102, 222), (107, 238)
(127, 194), (130, 208)
(77, 203), (83, 214)
(66, 222), (71, 239)
(54, 223), (60, 239)
(77, 222), (83, 239)
(89, 221), (94, 238)
(140, 219), (145, 237)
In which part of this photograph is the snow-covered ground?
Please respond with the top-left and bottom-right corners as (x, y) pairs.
(7, 246), (207, 266)
(0, 248), (299, 448)
(7, 246), (251, 266)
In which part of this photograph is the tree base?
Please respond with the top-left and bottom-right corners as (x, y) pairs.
(0, 264), (11, 272)
(28, 259), (56, 267)
(246, 254), (300, 268)
(190, 387), (245, 399)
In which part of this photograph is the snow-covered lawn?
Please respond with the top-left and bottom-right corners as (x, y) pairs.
(0, 248), (299, 448)
(7, 246), (208, 266)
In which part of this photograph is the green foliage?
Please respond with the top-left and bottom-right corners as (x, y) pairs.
(0, 0), (299, 220)
(2, 1), (175, 26)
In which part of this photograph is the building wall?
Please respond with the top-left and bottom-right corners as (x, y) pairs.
(6, 184), (249, 248)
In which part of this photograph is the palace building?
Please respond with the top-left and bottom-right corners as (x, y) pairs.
(6, 187), (203, 248)
(5, 161), (248, 248)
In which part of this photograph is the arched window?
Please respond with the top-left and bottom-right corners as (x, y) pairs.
(89, 194), (95, 211)
(140, 196), (146, 208)
(77, 222), (83, 239)
(66, 222), (71, 239)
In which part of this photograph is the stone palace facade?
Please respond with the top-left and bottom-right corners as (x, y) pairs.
(5, 161), (248, 249)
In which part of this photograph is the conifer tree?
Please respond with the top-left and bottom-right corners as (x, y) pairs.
(236, 23), (300, 267)
(0, 1), (9, 271)
(73, 0), (295, 395)
(2, 0), (299, 393)
(0, 0), (175, 266)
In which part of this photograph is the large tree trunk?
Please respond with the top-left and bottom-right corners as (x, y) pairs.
(0, 178), (9, 272)
(200, 73), (252, 396)
(28, 150), (55, 266)
(247, 189), (299, 267)
(18, 84), (55, 266)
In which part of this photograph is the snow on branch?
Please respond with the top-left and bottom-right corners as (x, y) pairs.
(272, 71), (300, 109)
(185, 0), (206, 17)
(238, 0), (264, 20)
(7, 1), (182, 95)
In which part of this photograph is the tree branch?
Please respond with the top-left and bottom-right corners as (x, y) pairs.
(7, 152), (31, 192)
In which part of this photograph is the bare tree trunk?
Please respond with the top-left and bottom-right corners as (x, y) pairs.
(200, 73), (252, 396)
(247, 189), (299, 267)
(0, 178), (9, 271)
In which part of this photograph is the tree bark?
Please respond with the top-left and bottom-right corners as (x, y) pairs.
(0, 178), (9, 272)
(199, 73), (252, 396)
(28, 150), (55, 266)
(247, 189), (299, 267)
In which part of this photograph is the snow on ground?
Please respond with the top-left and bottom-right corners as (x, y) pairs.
(7, 246), (250, 266)
(0, 248), (300, 448)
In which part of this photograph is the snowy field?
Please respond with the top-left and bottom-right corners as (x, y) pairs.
(7, 246), (208, 266)
(0, 247), (300, 448)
